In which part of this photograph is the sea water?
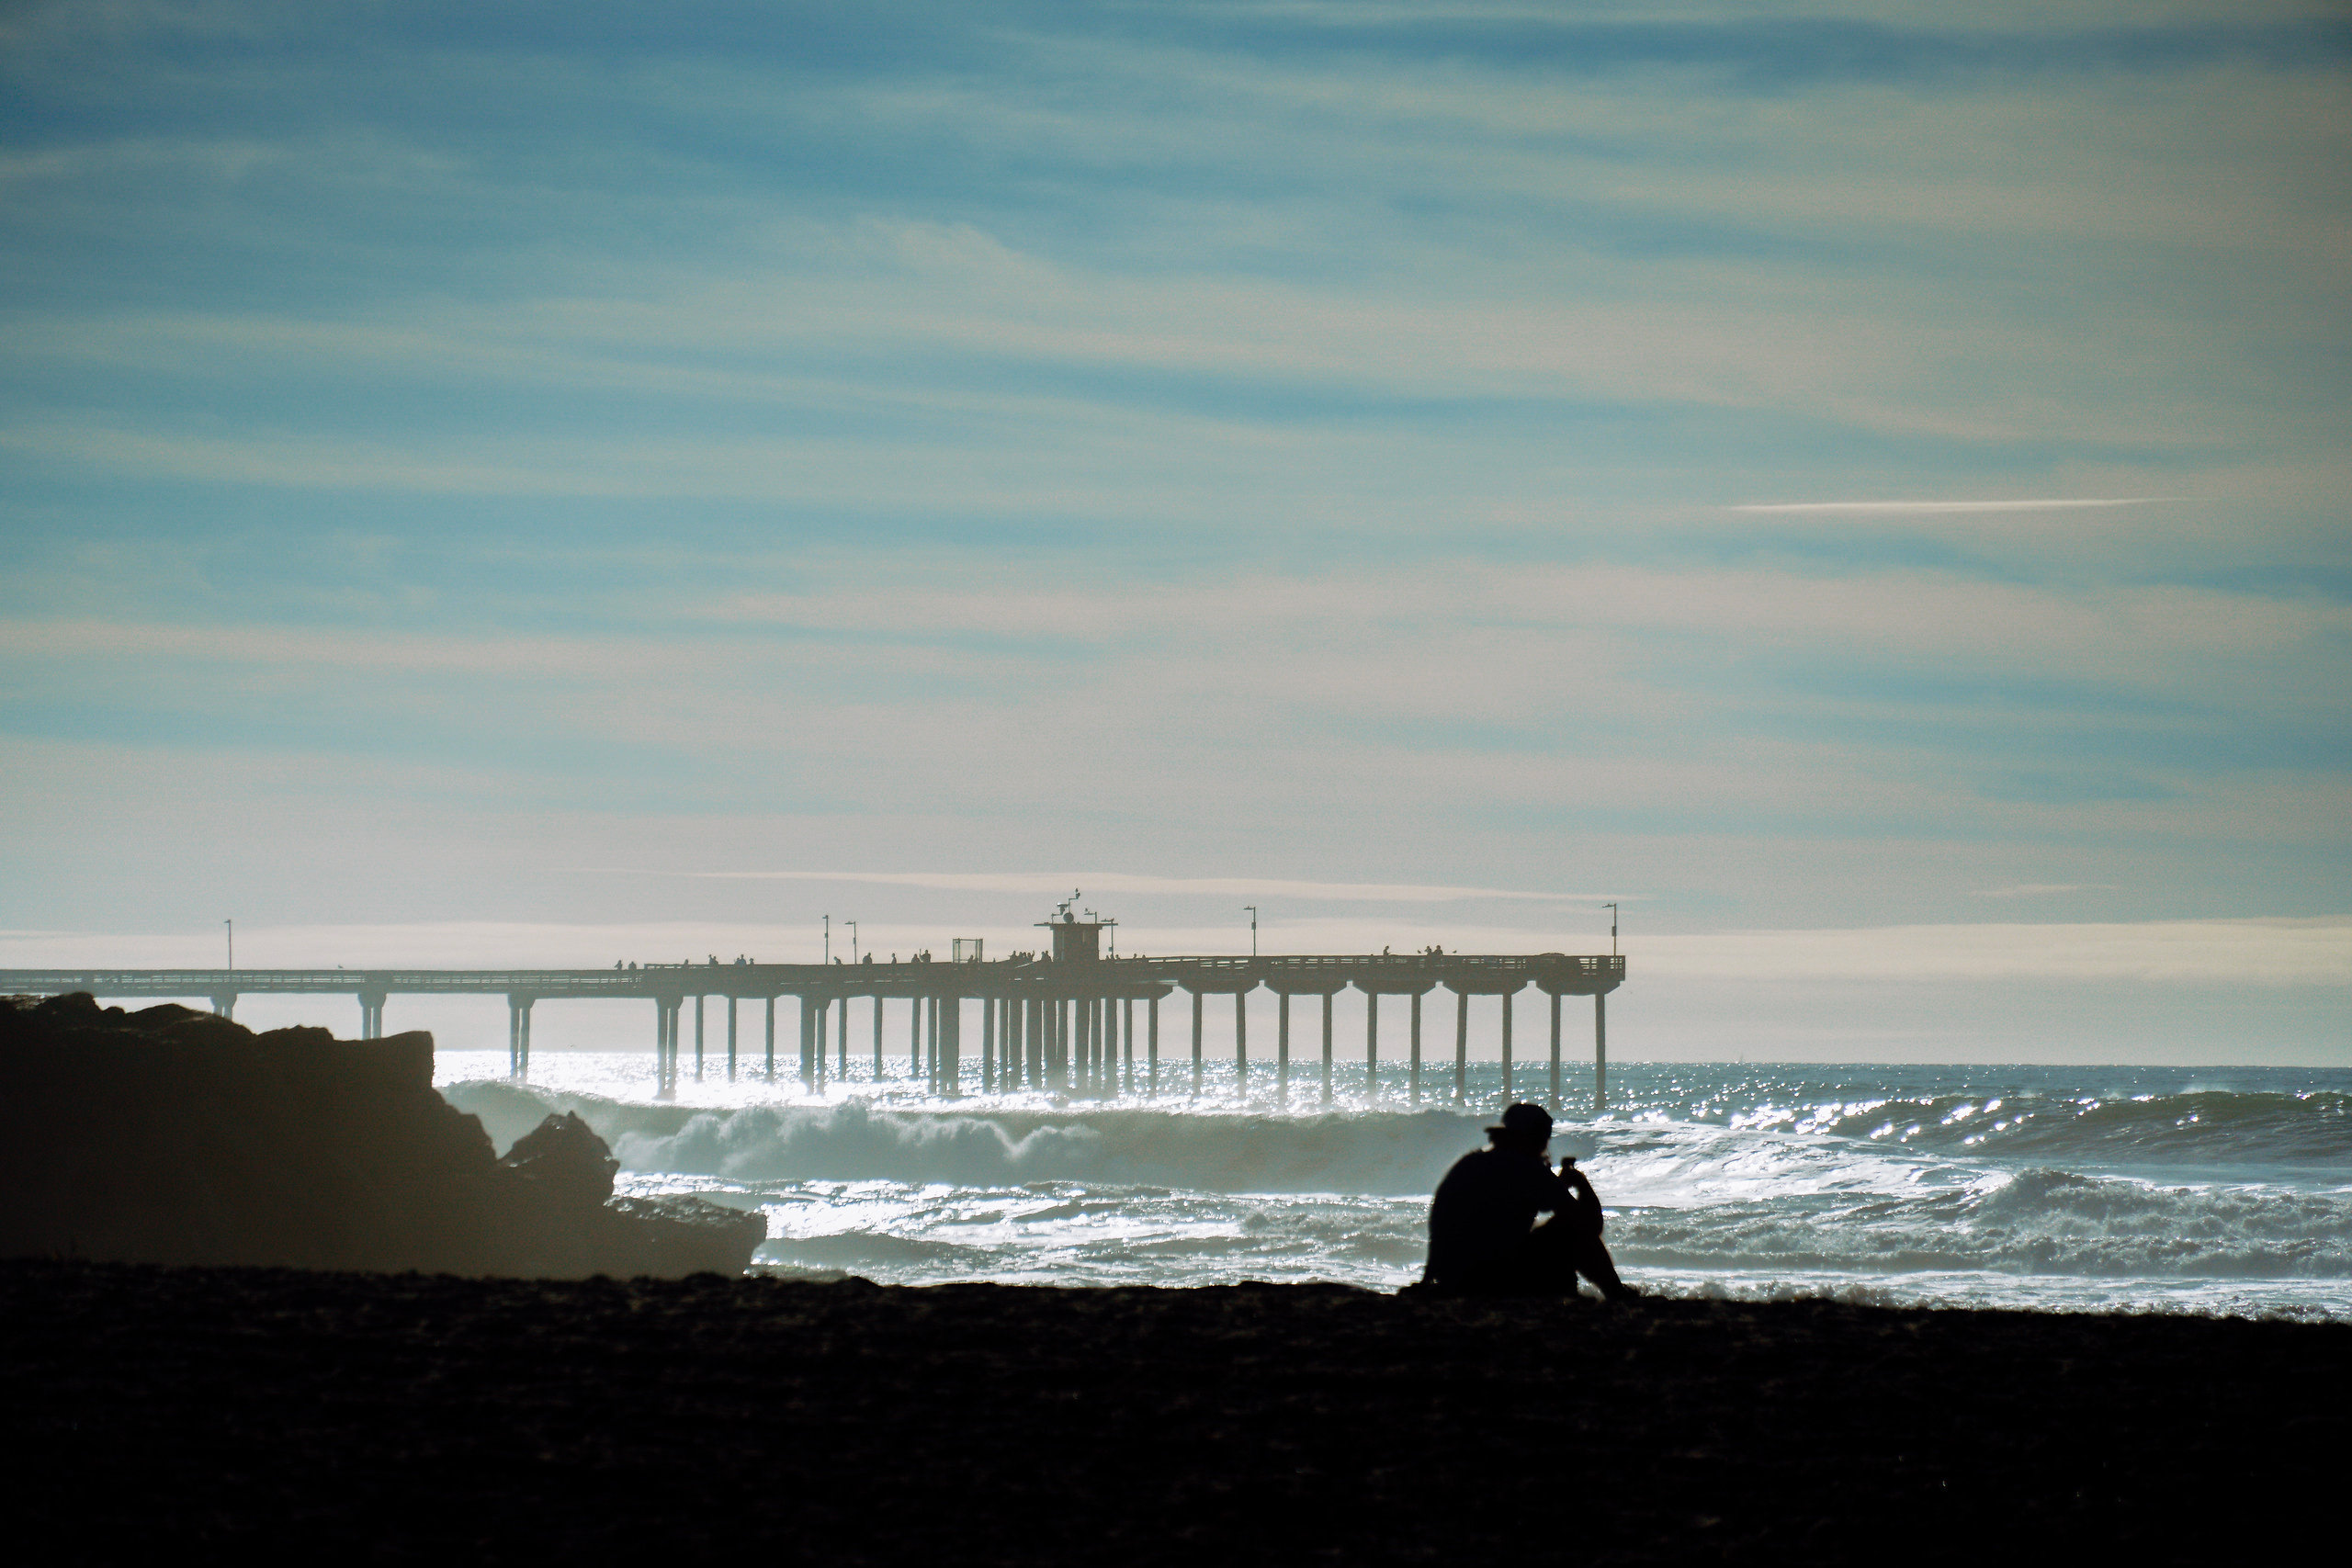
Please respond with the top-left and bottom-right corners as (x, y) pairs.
(436, 1055), (2352, 1321)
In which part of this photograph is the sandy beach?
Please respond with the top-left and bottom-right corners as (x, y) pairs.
(5, 1259), (2339, 1562)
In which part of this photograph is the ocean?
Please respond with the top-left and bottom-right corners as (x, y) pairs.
(437, 1054), (2352, 1321)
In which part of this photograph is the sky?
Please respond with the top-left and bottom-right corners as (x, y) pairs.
(2, 1), (2346, 1062)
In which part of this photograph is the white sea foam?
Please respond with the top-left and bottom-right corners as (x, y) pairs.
(437, 1055), (2352, 1318)
(447, 1083), (1497, 1193)
(1610, 1169), (2352, 1280)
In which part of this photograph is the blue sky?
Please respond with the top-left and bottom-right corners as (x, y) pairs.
(2, 1), (2346, 1059)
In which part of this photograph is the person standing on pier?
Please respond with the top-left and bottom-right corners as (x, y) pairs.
(1420, 1103), (1634, 1302)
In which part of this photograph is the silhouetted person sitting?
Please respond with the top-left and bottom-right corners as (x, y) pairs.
(1422, 1103), (1634, 1301)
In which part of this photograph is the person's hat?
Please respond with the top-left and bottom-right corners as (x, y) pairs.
(1486, 1102), (1555, 1140)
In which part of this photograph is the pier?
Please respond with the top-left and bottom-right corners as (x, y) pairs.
(0, 909), (1625, 1109)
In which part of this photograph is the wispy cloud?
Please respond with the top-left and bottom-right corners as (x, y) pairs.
(1638, 919), (2352, 986)
(655, 871), (1613, 903)
(1728, 500), (2160, 514)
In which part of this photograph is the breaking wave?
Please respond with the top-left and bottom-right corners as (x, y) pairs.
(444, 1081), (1499, 1194)
(1611, 1169), (2352, 1280)
(444, 1077), (2352, 1196)
(1700, 1089), (2352, 1170)
(438, 1064), (2352, 1310)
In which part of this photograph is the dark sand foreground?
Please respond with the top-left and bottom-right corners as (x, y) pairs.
(4, 1261), (2339, 1563)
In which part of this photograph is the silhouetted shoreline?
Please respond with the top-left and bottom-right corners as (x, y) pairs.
(6, 1259), (2336, 1562)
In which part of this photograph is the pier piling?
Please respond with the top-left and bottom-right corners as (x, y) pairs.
(1276, 992), (1290, 1107)
(1595, 993), (1608, 1112)
(656, 996), (681, 1100)
(1500, 991), (1513, 1105)
(1409, 991), (1421, 1105)
(1321, 992), (1334, 1105)
(1191, 991), (1204, 1099)
(1549, 991), (1561, 1108)
(1235, 992), (1248, 1102)
(1453, 990), (1468, 1104)
(505, 995), (536, 1080)
(946, 997), (962, 1094)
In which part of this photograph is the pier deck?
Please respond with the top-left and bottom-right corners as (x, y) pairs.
(0, 950), (1625, 1109)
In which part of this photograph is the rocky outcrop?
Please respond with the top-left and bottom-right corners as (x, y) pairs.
(0, 993), (764, 1278)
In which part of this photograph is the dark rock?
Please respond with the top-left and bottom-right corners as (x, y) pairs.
(499, 1111), (619, 1202)
(0, 993), (763, 1280)
(254, 1025), (335, 1050)
(31, 991), (106, 1025)
(600, 1194), (771, 1277)
(160, 1010), (257, 1048)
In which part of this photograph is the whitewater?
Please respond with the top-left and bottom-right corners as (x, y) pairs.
(436, 1055), (2352, 1321)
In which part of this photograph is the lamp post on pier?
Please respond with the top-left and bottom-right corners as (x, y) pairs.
(1243, 906), (1257, 957)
